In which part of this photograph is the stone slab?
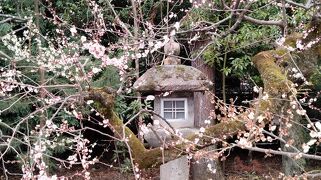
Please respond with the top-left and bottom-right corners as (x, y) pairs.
(160, 155), (190, 180)
(191, 157), (224, 180)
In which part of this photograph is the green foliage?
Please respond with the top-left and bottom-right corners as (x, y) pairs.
(46, 137), (74, 172)
(310, 67), (321, 91)
(92, 66), (121, 89)
(203, 24), (279, 70)
(121, 100), (141, 120)
(0, 23), (12, 35)
(141, 0), (155, 18)
(200, 1), (283, 79)
(54, 0), (92, 26)
(0, 96), (33, 135)
(289, 7), (312, 29)
(112, 141), (132, 173)
(230, 56), (252, 76)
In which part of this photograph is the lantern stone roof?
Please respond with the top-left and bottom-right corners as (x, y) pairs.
(133, 65), (213, 92)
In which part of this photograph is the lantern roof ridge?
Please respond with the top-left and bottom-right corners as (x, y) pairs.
(133, 65), (213, 92)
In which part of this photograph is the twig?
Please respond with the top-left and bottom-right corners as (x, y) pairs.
(239, 145), (321, 161)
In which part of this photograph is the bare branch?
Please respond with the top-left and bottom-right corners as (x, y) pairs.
(223, 2), (253, 36)
(240, 146), (321, 161)
(178, 15), (232, 34)
(242, 15), (284, 28)
(105, 0), (133, 37)
(0, 14), (27, 22)
(0, 18), (12, 24)
(282, 0), (313, 9)
(0, 50), (12, 59)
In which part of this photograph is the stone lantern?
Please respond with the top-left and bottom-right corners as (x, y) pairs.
(133, 38), (213, 147)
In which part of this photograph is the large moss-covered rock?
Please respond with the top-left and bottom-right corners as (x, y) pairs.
(133, 65), (213, 92)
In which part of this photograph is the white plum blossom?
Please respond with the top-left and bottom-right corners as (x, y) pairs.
(188, 33), (200, 44)
(154, 120), (160, 125)
(72, 110), (82, 119)
(92, 67), (101, 74)
(44, 96), (61, 105)
(163, 92), (170, 97)
(85, 171), (90, 179)
(81, 36), (87, 42)
(169, 29), (176, 37)
(207, 163), (217, 174)
(204, 119), (211, 124)
(262, 93), (269, 100)
(70, 26), (77, 36)
(275, 37), (285, 46)
(83, 42), (105, 58)
(307, 124), (312, 128)
(236, 137), (252, 148)
(101, 55), (128, 73)
(86, 100), (94, 105)
(38, 175), (58, 180)
(168, 12), (177, 19)
(296, 109), (306, 115)
(102, 119), (109, 128)
(302, 139), (317, 153)
(293, 72), (304, 80)
(267, 136), (273, 142)
(146, 95), (155, 101)
(290, 100), (297, 109)
(151, 40), (166, 53)
(302, 143), (310, 153)
(140, 124), (150, 136)
(296, 40), (304, 50)
(174, 22), (180, 30)
(309, 131), (321, 138)
(163, 35), (170, 43)
(248, 112), (255, 120)
(270, 125), (277, 131)
(291, 68), (298, 73)
(315, 122), (321, 131)
(307, 139), (317, 146)
(257, 115), (264, 123)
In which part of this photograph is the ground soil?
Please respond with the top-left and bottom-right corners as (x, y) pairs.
(3, 148), (321, 179)
(223, 148), (282, 179)
(52, 149), (282, 179)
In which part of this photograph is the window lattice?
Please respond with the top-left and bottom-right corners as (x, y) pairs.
(163, 100), (186, 119)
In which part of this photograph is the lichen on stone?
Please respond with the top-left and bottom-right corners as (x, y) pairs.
(133, 65), (213, 92)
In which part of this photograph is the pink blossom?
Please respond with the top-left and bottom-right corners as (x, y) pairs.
(70, 26), (77, 36)
(88, 42), (105, 58)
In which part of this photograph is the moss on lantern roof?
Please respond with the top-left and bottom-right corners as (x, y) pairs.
(133, 65), (213, 92)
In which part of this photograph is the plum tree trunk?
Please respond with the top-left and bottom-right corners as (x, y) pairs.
(253, 50), (306, 175)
